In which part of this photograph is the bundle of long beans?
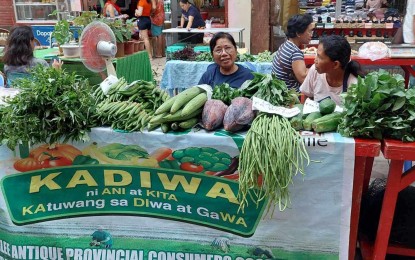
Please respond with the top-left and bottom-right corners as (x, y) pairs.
(237, 73), (310, 214)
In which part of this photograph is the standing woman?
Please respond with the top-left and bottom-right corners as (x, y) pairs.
(135, 0), (153, 59)
(178, 0), (205, 44)
(403, 0), (415, 44)
(3, 25), (62, 86)
(150, 0), (165, 58)
(272, 14), (314, 91)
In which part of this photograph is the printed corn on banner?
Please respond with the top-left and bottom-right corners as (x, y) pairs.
(0, 128), (354, 260)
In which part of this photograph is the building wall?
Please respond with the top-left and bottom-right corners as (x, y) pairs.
(0, 0), (15, 29)
(228, 0), (251, 51)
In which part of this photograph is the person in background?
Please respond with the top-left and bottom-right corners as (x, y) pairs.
(178, 0), (205, 44)
(150, 0), (165, 58)
(135, 0), (153, 59)
(199, 32), (254, 89)
(2, 25), (62, 87)
(103, 0), (128, 18)
(403, 0), (415, 44)
(272, 14), (314, 91)
(300, 35), (365, 106)
(403, 0), (415, 86)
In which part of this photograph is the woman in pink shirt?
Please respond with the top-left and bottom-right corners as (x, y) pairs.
(300, 35), (365, 106)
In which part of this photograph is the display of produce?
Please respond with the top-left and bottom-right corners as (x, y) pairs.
(212, 83), (242, 105)
(223, 97), (255, 132)
(201, 99), (228, 131)
(93, 78), (170, 132)
(339, 69), (415, 142)
(237, 73), (309, 213)
(0, 66), (97, 150)
(152, 86), (207, 132)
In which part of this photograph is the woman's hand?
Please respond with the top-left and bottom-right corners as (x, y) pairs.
(52, 59), (63, 70)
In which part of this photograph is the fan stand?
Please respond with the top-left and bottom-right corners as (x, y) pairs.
(104, 58), (117, 77)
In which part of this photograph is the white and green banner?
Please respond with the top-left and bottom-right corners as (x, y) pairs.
(0, 128), (355, 260)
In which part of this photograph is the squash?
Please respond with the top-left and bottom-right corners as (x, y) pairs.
(303, 112), (322, 131)
(312, 112), (343, 133)
(319, 98), (336, 115)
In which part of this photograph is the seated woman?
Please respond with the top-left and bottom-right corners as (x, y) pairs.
(103, 0), (128, 18)
(300, 35), (365, 106)
(2, 25), (62, 87)
(272, 14), (314, 91)
(199, 32), (254, 89)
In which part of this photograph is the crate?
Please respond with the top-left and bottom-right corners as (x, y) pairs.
(193, 46), (210, 53)
(166, 45), (185, 52)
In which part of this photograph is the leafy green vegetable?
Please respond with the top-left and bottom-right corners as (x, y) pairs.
(211, 83), (242, 105)
(236, 53), (255, 62)
(195, 52), (213, 62)
(242, 72), (299, 106)
(255, 50), (275, 62)
(339, 69), (415, 142)
(0, 66), (98, 150)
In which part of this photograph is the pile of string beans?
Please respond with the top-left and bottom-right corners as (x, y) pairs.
(238, 113), (309, 214)
(237, 73), (309, 215)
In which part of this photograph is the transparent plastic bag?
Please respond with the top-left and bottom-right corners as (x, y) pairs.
(358, 42), (389, 61)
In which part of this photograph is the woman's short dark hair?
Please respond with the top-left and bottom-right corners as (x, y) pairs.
(320, 35), (365, 84)
(179, 0), (189, 4)
(209, 32), (237, 54)
(3, 25), (35, 66)
(286, 14), (313, 38)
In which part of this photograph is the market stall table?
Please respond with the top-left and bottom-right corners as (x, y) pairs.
(162, 28), (245, 48)
(33, 48), (153, 85)
(359, 139), (415, 259)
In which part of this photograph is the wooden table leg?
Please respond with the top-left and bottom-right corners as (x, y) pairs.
(350, 156), (375, 260)
(372, 159), (404, 260)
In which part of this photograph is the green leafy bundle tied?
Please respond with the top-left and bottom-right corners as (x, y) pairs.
(0, 66), (98, 150)
(339, 69), (415, 142)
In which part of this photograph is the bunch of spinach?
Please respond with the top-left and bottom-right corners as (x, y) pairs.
(195, 52), (213, 62)
(0, 66), (98, 150)
(339, 69), (415, 142)
(241, 72), (299, 106)
(211, 83), (242, 105)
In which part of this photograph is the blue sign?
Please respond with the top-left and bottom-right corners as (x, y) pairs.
(31, 25), (82, 46)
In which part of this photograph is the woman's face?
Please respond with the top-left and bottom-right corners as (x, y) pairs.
(298, 23), (314, 44)
(179, 2), (189, 11)
(212, 38), (237, 70)
(314, 43), (335, 74)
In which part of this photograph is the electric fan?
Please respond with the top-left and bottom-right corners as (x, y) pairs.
(79, 21), (118, 76)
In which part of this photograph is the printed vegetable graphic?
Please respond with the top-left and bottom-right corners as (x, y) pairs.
(14, 143), (82, 172)
(40, 153), (72, 168)
(29, 144), (82, 162)
(82, 142), (158, 167)
(180, 162), (204, 172)
(13, 157), (43, 172)
(72, 155), (100, 165)
(158, 146), (237, 176)
(150, 147), (173, 162)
